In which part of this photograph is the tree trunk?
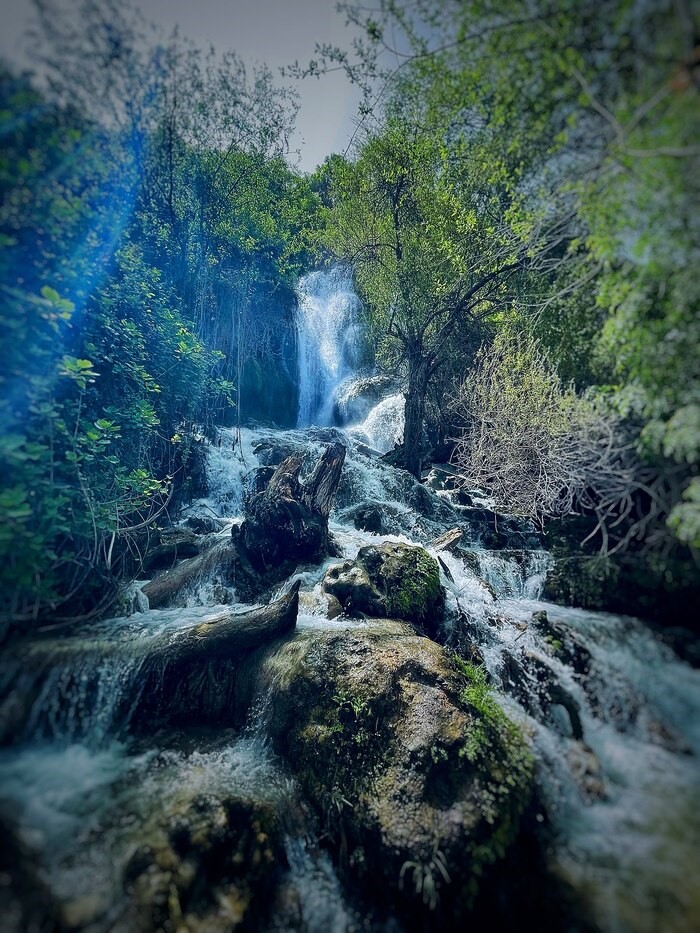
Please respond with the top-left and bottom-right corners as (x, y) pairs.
(301, 443), (347, 518)
(142, 540), (234, 609)
(150, 580), (300, 663)
(0, 585), (301, 743)
(241, 443), (346, 573)
(403, 348), (429, 478)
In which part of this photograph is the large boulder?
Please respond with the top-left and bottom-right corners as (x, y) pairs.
(237, 624), (533, 924)
(333, 374), (395, 425)
(323, 542), (445, 635)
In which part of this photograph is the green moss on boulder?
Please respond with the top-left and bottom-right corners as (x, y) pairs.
(238, 623), (533, 924)
(323, 542), (445, 635)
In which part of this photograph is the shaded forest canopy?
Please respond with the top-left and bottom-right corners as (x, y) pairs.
(0, 0), (698, 626)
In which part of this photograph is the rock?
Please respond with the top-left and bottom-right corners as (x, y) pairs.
(346, 501), (385, 534)
(323, 542), (445, 635)
(325, 594), (344, 620)
(540, 541), (700, 641)
(335, 500), (412, 537)
(237, 624), (533, 923)
(566, 742), (606, 801)
(322, 561), (385, 617)
(360, 543), (445, 629)
(547, 686), (584, 741)
(425, 468), (451, 492)
(459, 506), (540, 549)
(530, 610), (593, 677)
(124, 793), (286, 931)
(645, 716), (692, 755)
(333, 374), (395, 425)
(184, 515), (227, 535)
(453, 487), (474, 507)
(496, 647), (584, 741)
(424, 469), (472, 503)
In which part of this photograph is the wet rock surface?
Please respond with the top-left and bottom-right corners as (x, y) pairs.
(123, 792), (286, 932)
(334, 374), (395, 425)
(237, 623), (534, 925)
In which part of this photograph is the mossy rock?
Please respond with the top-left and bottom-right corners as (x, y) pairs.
(237, 624), (533, 924)
(323, 542), (445, 636)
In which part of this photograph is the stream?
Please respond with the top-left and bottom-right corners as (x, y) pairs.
(1, 271), (699, 932)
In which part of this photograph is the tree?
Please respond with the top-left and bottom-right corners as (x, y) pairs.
(0, 4), (320, 623)
(451, 331), (683, 552)
(324, 118), (530, 476)
(314, 0), (699, 548)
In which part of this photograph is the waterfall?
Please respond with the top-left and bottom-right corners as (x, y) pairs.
(352, 392), (405, 453)
(296, 267), (361, 427)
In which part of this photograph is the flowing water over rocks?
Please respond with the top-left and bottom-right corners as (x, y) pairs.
(1, 418), (699, 932)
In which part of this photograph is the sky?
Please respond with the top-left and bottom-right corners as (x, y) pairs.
(0, 0), (365, 172)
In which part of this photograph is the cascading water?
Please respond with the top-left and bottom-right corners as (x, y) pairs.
(296, 267), (361, 427)
(1, 411), (699, 928)
(351, 391), (405, 453)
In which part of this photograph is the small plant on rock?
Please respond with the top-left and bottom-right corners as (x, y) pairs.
(399, 841), (451, 911)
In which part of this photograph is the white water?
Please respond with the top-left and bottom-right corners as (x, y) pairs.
(351, 391), (405, 453)
(1, 418), (699, 930)
(296, 267), (362, 427)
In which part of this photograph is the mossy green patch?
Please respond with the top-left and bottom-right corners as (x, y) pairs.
(453, 655), (534, 882)
(544, 634), (563, 654)
(384, 546), (443, 625)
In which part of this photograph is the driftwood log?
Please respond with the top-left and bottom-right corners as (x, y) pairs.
(135, 580), (301, 728)
(240, 442), (346, 573)
(142, 539), (234, 610)
(430, 527), (463, 552)
(151, 580), (300, 663)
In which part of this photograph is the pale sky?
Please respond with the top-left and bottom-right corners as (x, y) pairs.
(0, 0), (365, 172)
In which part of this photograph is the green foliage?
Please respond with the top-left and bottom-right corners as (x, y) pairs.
(321, 115), (526, 474)
(0, 282), (176, 619)
(0, 16), (319, 621)
(399, 843), (450, 911)
(331, 690), (375, 746)
(668, 478), (700, 550)
(330, 0), (699, 548)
